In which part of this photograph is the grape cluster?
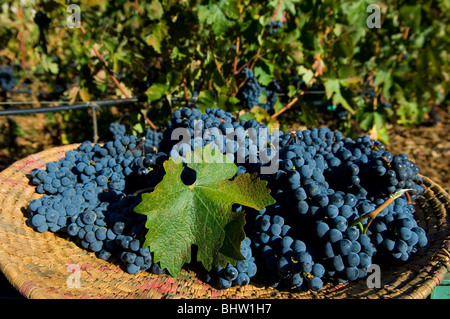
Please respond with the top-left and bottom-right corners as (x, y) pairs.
(249, 208), (325, 291)
(367, 197), (427, 261)
(26, 106), (428, 293)
(95, 194), (165, 275)
(155, 106), (427, 290)
(267, 20), (283, 35)
(109, 122), (127, 139)
(142, 128), (163, 149)
(28, 135), (168, 275)
(239, 68), (280, 112)
(0, 65), (18, 91)
(159, 105), (279, 177)
(206, 237), (258, 288)
(320, 134), (424, 201)
(258, 128), (425, 285)
(109, 122), (163, 150)
(249, 136), (374, 286)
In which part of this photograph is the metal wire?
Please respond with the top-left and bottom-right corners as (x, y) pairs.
(0, 97), (144, 116)
(0, 101), (69, 105)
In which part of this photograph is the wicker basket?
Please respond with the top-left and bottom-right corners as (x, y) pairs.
(0, 144), (448, 299)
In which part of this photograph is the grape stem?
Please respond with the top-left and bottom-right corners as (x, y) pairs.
(183, 77), (190, 108)
(131, 137), (146, 155)
(350, 189), (414, 234)
(282, 131), (298, 150)
(233, 2), (282, 95)
(271, 93), (303, 119)
(405, 191), (412, 204)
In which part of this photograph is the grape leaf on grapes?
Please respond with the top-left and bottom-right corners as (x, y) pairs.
(134, 144), (275, 277)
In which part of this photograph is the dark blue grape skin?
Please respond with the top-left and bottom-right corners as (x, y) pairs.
(26, 106), (427, 292)
(238, 68), (280, 112)
(206, 237), (258, 288)
(26, 129), (167, 275)
(267, 20), (283, 34)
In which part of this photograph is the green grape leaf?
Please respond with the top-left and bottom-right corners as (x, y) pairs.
(147, 0), (164, 21)
(196, 90), (217, 112)
(198, 1), (236, 35)
(134, 144), (275, 277)
(146, 83), (169, 103)
(296, 66), (314, 85)
(323, 78), (355, 114)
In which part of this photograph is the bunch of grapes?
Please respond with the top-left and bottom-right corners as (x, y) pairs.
(206, 237), (258, 289)
(248, 207), (326, 291)
(142, 128), (163, 149)
(28, 135), (168, 275)
(239, 68), (280, 112)
(366, 197), (428, 262)
(0, 65), (18, 92)
(26, 106), (428, 293)
(154, 106), (427, 290)
(109, 122), (127, 139)
(109, 123), (163, 150)
(267, 20), (283, 34)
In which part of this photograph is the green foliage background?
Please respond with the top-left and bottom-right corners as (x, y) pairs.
(0, 0), (449, 144)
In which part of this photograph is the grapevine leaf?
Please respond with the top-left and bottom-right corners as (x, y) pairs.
(196, 90), (217, 112)
(146, 83), (169, 103)
(134, 144), (275, 277)
(198, 1), (237, 35)
(147, 0), (164, 21)
(296, 66), (314, 85)
(374, 69), (393, 100)
(323, 78), (355, 114)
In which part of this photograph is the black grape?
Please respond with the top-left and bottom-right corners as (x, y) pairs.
(26, 106), (428, 293)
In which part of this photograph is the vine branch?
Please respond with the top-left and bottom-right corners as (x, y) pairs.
(271, 92), (304, 120)
(79, 24), (157, 131)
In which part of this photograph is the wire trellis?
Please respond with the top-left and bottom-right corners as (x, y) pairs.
(0, 97), (147, 143)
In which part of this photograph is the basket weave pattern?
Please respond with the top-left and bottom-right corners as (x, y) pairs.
(0, 145), (449, 299)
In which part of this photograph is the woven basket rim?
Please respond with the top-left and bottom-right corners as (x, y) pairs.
(0, 144), (449, 299)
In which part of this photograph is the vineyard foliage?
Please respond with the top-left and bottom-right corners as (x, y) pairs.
(0, 0), (449, 143)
